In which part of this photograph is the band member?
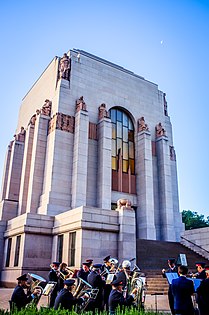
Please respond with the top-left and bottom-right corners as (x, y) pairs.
(87, 263), (106, 311)
(196, 265), (209, 315)
(59, 262), (68, 290)
(171, 265), (195, 315)
(48, 261), (60, 307)
(101, 255), (111, 275)
(116, 260), (132, 288)
(10, 274), (39, 311)
(54, 279), (86, 310)
(108, 279), (138, 315)
(77, 262), (91, 282)
(162, 258), (178, 315)
(195, 262), (206, 279)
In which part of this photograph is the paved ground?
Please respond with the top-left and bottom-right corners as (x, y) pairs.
(0, 288), (171, 313)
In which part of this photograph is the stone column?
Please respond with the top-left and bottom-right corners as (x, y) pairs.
(97, 117), (112, 210)
(26, 113), (50, 214)
(0, 137), (25, 220)
(0, 141), (13, 201)
(117, 206), (136, 262)
(156, 135), (175, 241)
(71, 109), (89, 208)
(136, 130), (156, 240)
(18, 123), (35, 215)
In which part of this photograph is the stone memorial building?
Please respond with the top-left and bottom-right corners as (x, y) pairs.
(0, 49), (183, 285)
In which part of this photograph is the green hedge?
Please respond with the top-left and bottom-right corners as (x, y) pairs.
(0, 307), (169, 315)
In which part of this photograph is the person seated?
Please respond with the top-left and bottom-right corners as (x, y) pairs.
(108, 279), (138, 315)
(77, 262), (91, 282)
(10, 274), (39, 311)
(54, 279), (87, 310)
(195, 262), (206, 279)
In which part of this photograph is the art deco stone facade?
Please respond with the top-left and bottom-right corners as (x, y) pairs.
(0, 50), (183, 286)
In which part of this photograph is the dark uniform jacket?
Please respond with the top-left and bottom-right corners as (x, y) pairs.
(162, 266), (178, 315)
(171, 275), (195, 315)
(196, 278), (209, 315)
(108, 289), (134, 314)
(115, 271), (128, 288)
(77, 268), (90, 282)
(87, 270), (106, 310)
(11, 285), (32, 310)
(48, 269), (59, 307)
(196, 270), (206, 280)
(54, 288), (83, 310)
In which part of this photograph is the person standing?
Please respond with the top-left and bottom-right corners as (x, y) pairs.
(195, 262), (206, 280)
(162, 258), (178, 315)
(171, 265), (195, 315)
(77, 262), (91, 282)
(196, 265), (209, 315)
(48, 261), (60, 307)
(10, 274), (39, 311)
(87, 263), (106, 312)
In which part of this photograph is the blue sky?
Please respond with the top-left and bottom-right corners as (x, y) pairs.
(0, 0), (209, 217)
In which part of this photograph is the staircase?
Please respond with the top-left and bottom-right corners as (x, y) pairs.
(136, 239), (209, 295)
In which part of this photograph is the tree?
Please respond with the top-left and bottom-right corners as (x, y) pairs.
(182, 210), (209, 230)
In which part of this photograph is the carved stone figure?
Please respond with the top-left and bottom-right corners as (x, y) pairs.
(41, 99), (52, 116)
(170, 146), (176, 161)
(98, 103), (109, 120)
(138, 117), (149, 132)
(29, 114), (36, 126)
(48, 112), (75, 134)
(75, 96), (87, 112)
(155, 122), (166, 137)
(163, 93), (168, 116)
(117, 198), (132, 210)
(14, 127), (25, 142)
(59, 53), (71, 80)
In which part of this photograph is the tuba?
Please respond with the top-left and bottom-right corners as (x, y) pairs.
(74, 278), (99, 313)
(27, 273), (47, 305)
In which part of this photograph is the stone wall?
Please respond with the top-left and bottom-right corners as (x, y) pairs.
(181, 227), (209, 260)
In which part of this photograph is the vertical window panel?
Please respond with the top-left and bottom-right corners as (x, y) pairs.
(117, 139), (122, 156)
(112, 157), (117, 170)
(117, 110), (122, 122)
(57, 235), (63, 263)
(123, 142), (128, 160)
(123, 113), (128, 127)
(129, 142), (134, 159)
(129, 159), (135, 174)
(111, 109), (116, 123)
(112, 140), (116, 156)
(123, 127), (128, 142)
(69, 232), (76, 266)
(112, 124), (116, 139)
(14, 236), (21, 267)
(123, 160), (129, 173)
(117, 122), (122, 138)
(129, 118), (134, 130)
(5, 238), (12, 267)
(128, 130), (134, 142)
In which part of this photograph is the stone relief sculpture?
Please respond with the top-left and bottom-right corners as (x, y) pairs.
(98, 103), (109, 120)
(41, 99), (52, 116)
(117, 198), (133, 210)
(163, 93), (168, 116)
(155, 122), (166, 137)
(29, 114), (36, 126)
(138, 117), (149, 132)
(170, 146), (176, 161)
(14, 126), (25, 142)
(48, 112), (75, 134)
(58, 53), (71, 80)
(75, 96), (87, 112)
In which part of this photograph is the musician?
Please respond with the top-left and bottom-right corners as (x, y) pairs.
(101, 255), (111, 275)
(195, 262), (206, 280)
(116, 260), (132, 289)
(162, 258), (178, 315)
(77, 262), (91, 282)
(54, 279), (86, 310)
(171, 265), (195, 315)
(48, 261), (60, 307)
(10, 274), (39, 311)
(108, 279), (138, 315)
(59, 262), (68, 290)
(87, 263), (106, 311)
(196, 265), (209, 315)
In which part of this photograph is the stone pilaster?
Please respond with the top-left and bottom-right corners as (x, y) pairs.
(71, 110), (89, 208)
(117, 207), (136, 261)
(97, 117), (112, 209)
(0, 142), (12, 201)
(18, 124), (35, 215)
(0, 139), (24, 221)
(136, 130), (156, 240)
(26, 114), (49, 214)
(156, 136), (175, 241)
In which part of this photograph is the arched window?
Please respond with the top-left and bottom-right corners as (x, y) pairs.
(110, 108), (136, 194)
